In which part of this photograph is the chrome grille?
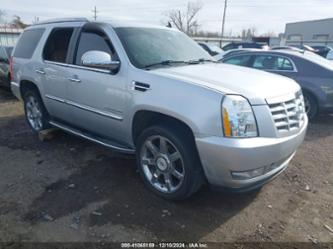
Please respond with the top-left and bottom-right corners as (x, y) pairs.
(268, 91), (306, 133)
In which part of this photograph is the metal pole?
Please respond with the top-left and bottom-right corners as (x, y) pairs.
(221, 0), (228, 39)
(92, 6), (98, 21)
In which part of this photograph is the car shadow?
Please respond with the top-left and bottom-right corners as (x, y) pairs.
(24, 149), (258, 241)
(0, 86), (16, 103)
(0, 87), (258, 241)
(305, 114), (333, 141)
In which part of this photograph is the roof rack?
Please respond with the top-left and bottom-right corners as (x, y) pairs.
(34, 17), (89, 25)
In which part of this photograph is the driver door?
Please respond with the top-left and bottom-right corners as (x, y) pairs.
(66, 27), (128, 142)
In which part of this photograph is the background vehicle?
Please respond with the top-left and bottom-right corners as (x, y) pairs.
(222, 42), (268, 51)
(218, 48), (263, 61)
(326, 50), (333, 61)
(311, 45), (333, 58)
(271, 46), (304, 52)
(11, 18), (307, 200)
(221, 49), (333, 119)
(293, 44), (318, 53)
(198, 42), (224, 60)
(0, 46), (13, 88)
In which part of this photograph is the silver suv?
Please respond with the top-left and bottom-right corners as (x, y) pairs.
(11, 18), (308, 200)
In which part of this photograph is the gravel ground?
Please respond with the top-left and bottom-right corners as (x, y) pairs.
(0, 87), (332, 244)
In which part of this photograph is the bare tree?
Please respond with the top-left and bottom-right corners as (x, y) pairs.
(261, 30), (277, 37)
(241, 27), (257, 40)
(164, 1), (203, 35)
(0, 9), (6, 23)
(12, 15), (28, 29)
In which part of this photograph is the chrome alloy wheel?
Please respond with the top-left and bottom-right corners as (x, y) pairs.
(26, 95), (43, 131)
(140, 135), (185, 194)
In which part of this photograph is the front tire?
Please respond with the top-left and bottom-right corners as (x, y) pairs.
(136, 125), (204, 200)
(303, 92), (318, 120)
(23, 89), (49, 132)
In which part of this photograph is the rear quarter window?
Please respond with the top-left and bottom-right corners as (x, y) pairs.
(13, 28), (45, 59)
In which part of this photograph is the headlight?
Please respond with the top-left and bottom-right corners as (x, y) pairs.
(222, 95), (258, 137)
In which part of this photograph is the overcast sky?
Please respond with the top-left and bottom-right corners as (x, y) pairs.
(1, 0), (333, 35)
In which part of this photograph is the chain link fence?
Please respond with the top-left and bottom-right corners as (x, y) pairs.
(0, 25), (22, 47)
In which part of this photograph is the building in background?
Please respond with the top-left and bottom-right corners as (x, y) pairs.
(0, 25), (22, 46)
(285, 18), (333, 47)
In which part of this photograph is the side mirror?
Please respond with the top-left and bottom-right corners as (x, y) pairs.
(81, 50), (120, 71)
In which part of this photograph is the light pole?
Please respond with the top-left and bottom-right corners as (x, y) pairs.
(92, 6), (98, 21)
(221, 0), (228, 39)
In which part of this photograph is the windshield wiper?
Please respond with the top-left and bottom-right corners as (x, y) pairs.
(143, 58), (217, 70)
(143, 60), (186, 69)
(187, 58), (218, 64)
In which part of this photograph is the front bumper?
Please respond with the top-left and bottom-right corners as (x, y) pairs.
(195, 117), (308, 190)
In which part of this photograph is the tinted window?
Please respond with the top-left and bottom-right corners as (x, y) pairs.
(0, 48), (7, 61)
(115, 27), (211, 69)
(252, 55), (294, 71)
(75, 31), (113, 65)
(43, 28), (74, 63)
(13, 29), (44, 59)
(222, 43), (235, 51)
(224, 55), (251, 66)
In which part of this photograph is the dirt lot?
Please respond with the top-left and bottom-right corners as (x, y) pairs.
(0, 87), (332, 244)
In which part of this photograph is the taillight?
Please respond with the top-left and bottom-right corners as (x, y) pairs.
(9, 57), (13, 81)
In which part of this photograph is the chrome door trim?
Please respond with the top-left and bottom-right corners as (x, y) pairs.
(66, 100), (123, 120)
(44, 60), (111, 74)
(45, 94), (123, 121)
(49, 121), (135, 154)
(45, 94), (66, 103)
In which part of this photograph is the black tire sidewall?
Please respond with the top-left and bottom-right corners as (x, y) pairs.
(23, 90), (49, 132)
(303, 92), (318, 120)
(136, 125), (204, 201)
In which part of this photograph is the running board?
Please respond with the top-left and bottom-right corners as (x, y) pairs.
(49, 121), (135, 154)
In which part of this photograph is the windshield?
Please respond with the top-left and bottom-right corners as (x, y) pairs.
(302, 51), (333, 71)
(115, 27), (212, 69)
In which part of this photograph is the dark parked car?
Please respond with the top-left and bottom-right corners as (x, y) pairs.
(221, 49), (333, 119)
(0, 46), (13, 88)
(222, 42), (268, 51)
(311, 45), (333, 58)
(198, 42), (224, 60)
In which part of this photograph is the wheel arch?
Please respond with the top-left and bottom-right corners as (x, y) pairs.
(20, 80), (40, 98)
(302, 87), (319, 106)
(131, 110), (197, 147)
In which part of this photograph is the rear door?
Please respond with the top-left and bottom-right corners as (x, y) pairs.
(251, 54), (298, 78)
(42, 27), (76, 123)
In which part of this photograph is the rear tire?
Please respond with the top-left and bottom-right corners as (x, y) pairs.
(136, 125), (204, 200)
(303, 92), (318, 120)
(23, 89), (49, 133)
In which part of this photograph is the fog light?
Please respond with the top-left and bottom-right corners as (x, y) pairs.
(231, 167), (266, 180)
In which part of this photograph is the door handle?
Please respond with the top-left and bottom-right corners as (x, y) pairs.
(68, 77), (81, 83)
(35, 69), (45, 75)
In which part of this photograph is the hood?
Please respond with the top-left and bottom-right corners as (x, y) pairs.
(150, 63), (300, 105)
